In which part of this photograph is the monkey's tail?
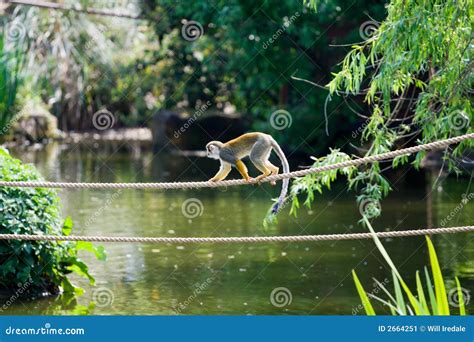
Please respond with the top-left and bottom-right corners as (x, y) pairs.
(270, 137), (290, 214)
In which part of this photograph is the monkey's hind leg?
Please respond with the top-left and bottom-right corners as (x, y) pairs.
(235, 160), (252, 182)
(252, 161), (271, 184)
(266, 161), (279, 186)
(250, 142), (274, 184)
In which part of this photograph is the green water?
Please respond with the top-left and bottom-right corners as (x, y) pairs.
(4, 142), (474, 315)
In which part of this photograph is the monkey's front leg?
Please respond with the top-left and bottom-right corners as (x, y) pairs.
(210, 162), (231, 182)
(235, 160), (253, 182)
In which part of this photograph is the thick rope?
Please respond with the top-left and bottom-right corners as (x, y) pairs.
(0, 226), (472, 243)
(0, 133), (472, 189)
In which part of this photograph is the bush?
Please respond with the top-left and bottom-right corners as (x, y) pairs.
(0, 147), (102, 296)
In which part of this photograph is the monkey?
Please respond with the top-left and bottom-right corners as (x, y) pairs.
(206, 132), (290, 214)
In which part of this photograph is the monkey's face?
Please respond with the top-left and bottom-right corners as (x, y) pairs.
(206, 143), (220, 160)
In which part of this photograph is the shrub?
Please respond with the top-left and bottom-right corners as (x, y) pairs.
(0, 147), (103, 296)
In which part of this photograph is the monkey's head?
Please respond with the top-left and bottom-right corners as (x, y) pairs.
(206, 141), (223, 160)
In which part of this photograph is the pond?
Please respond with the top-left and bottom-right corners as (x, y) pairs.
(4, 141), (474, 315)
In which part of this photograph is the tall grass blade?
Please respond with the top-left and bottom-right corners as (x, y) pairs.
(425, 236), (450, 315)
(455, 277), (466, 316)
(362, 217), (422, 314)
(372, 277), (397, 307)
(424, 266), (438, 314)
(368, 293), (403, 315)
(352, 270), (375, 315)
(416, 270), (430, 315)
(392, 271), (406, 315)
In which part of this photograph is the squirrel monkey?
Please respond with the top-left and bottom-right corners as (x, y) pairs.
(206, 132), (290, 213)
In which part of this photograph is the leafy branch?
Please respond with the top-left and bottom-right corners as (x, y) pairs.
(290, 0), (473, 222)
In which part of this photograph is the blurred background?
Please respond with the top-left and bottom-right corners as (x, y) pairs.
(1, 0), (390, 153)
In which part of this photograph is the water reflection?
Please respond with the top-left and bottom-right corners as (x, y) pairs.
(3, 142), (473, 315)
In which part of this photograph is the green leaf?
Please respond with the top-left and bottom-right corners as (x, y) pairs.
(416, 271), (430, 314)
(455, 277), (466, 316)
(425, 266), (438, 314)
(426, 236), (450, 315)
(363, 216), (422, 314)
(352, 270), (375, 315)
(76, 241), (107, 261)
(61, 277), (84, 296)
(62, 216), (73, 236)
(392, 271), (406, 315)
(67, 259), (95, 285)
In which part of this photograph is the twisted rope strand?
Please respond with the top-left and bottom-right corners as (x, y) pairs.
(0, 226), (472, 243)
(0, 133), (472, 190)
